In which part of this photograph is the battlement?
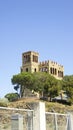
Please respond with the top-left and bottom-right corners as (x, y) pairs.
(39, 60), (64, 68)
(39, 61), (49, 65)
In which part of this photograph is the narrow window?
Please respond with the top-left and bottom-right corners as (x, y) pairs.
(34, 68), (36, 72)
(26, 68), (28, 72)
(50, 67), (52, 74)
(55, 68), (57, 75)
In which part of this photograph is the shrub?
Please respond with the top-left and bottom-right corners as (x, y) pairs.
(5, 93), (19, 102)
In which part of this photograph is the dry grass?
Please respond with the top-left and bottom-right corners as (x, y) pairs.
(7, 97), (73, 113)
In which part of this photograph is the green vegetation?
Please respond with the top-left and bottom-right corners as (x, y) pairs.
(11, 72), (73, 105)
(62, 75), (73, 105)
(11, 72), (61, 100)
(5, 93), (19, 102)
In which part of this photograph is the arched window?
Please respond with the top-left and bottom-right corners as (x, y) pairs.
(34, 68), (36, 72)
(55, 68), (57, 75)
(26, 68), (28, 72)
(50, 67), (52, 74)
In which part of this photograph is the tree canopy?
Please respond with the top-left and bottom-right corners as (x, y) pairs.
(11, 72), (34, 97)
(11, 72), (60, 100)
(11, 72), (73, 105)
(62, 75), (73, 104)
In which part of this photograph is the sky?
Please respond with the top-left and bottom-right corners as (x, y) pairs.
(0, 0), (73, 97)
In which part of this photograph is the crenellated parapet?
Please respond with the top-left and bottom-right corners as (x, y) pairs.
(39, 60), (49, 66)
(39, 60), (63, 68)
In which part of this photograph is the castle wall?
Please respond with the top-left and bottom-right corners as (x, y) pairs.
(21, 51), (64, 80)
(39, 60), (64, 80)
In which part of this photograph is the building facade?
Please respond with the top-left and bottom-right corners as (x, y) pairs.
(21, 51), (64, 80)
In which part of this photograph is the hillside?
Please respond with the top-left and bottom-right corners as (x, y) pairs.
(8, 97), (73, 113)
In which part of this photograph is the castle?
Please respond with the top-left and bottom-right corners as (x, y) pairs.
(21, 51), (64, 80)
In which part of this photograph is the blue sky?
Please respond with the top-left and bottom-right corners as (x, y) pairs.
(0, 0), (73, 97)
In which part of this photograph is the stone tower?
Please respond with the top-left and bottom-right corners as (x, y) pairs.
(21, 51), (64, 80)
(21, 51), (39, 73)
